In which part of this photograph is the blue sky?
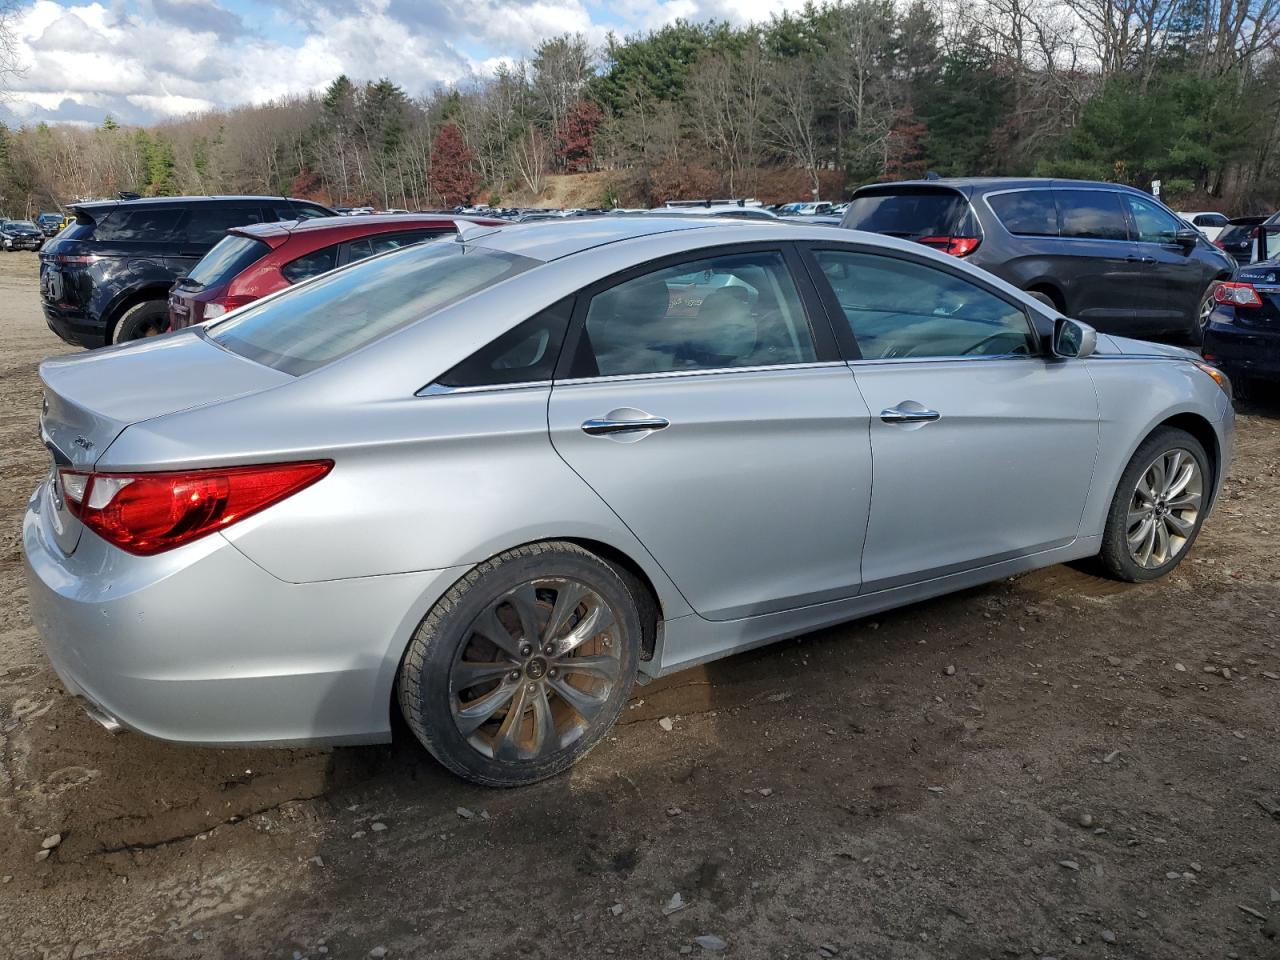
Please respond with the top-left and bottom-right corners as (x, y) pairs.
(1, 0), (806, 127)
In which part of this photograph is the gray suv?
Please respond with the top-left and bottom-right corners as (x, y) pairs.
(840, 177), (1236, 342)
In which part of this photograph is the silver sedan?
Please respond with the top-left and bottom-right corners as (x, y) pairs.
(23, 218), (1235, 785)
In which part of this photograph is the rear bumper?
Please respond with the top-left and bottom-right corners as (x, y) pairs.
(1203, 321), (1280, 380)
(42, 302), (106, 348)
(22, 479), (464, 747)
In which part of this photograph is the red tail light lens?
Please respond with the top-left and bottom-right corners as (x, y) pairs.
(918, 235), (981, 257)
(1213, 281), (1262, 308)
(58, 460), (332, 555)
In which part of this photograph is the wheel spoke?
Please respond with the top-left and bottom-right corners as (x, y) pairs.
(453, 681), (517, 737)
(530, 685), (558, 757)
(1136, 475), (1156, 502)
(504, 584), (543, 647)
(1153, 518), (1170, 563)
(471, 606), (521, 658)
(542, 581), (589, 644)
(556, 602), (616, 657)
(1127, 515), (1154, 549)
(1162, 451), (1184, 496)
(1138, 516), (1158, 566)
(1147, 461), (1166, 499)
(1164, 511), (1195, 538)
(454, 661), (515, 687)
(548, 676), (608, 721)
(492, 684), (530, 761)
(1166, 491), (1202, 512)
(1127, 507), (1150, 528)
(557, 654), (620, 681)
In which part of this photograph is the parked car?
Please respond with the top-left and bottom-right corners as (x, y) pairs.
(841, 177), (1235, 343)
(781, 202), (834, 216)
(1213, 217), (1264, 265)
(39, 195), (334, 347)
(1202, 225), (1280, 392)
(652, 202), (778, 220)
(1178, 211), (1230, 242)
(36, 213), (65, 237)
(23, 217), (1233, 786)
(1, 219), (46, 251)
(168, 213), (504, 331)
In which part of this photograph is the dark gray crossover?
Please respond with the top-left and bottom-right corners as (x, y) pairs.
(841, 177), (1236, 343)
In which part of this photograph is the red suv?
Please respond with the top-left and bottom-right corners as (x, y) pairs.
(168, 214), (503, 330)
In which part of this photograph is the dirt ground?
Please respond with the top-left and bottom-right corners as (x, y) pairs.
(0, 251), (1278, 960)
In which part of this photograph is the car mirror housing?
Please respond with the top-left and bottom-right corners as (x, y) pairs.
(1053, 316), (1097, 359)
(1175, 227), (1200, 249)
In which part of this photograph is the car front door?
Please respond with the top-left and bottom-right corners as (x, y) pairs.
(1123, 193), (1210, 336)
(803, 243), (1099, 592)
(548, 245), (874, 621)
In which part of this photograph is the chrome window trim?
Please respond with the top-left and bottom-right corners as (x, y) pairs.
(552, 360), (848, 388)
(417, 380), (552, 397)
(846, 353), (1042, 366)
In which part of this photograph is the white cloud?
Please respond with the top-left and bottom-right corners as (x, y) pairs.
(1, 0), (816, 126)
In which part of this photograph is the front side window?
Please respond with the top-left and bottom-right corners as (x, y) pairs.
(1125, 195), (1181, 244)
(988, 190), (1059, 237)
(812, 249), (1036, 359)
(571, 251), (816, 378)
(1057, 190), (1128, 241)
(211, 242), (535, 376)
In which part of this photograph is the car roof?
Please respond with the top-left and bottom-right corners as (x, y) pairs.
(232, 213), (500, 241)
(70, 195), (322, 213)
(470, 215), (723, 262)
(854, 177), (1147, 194)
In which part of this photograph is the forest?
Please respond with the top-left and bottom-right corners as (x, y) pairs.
(1, 0), (1278, 215)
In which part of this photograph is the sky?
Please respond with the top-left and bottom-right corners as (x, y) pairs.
(0, 0), (811, 127)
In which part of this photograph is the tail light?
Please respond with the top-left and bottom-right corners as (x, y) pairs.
(202, 295), (256, 319)
(57, 460), (332, 555)
(1213, 282), (1262, 308)
(50, 254), (100, 265)
(918, 235), (981, 257)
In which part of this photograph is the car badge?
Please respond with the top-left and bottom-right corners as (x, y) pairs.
(1269, 274), (1276, 283)
(73, 435), (94, 452)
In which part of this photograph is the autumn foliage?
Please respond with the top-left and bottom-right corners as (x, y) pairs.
(554, 99), (602, 173)
(428, 123), (478, 205)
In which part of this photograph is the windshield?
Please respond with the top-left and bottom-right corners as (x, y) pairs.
(9, 221), (37, 230)
(183, 234), (271, 289)
(842, 189), (973, 238)
(210, 240), (536, 376)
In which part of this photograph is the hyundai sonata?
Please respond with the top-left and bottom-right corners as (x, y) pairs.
(24, 218), (1234, 785)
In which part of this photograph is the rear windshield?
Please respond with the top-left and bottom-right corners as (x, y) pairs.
(209, 240), (535, 376)
(182, 234), (270, 289)
(842, 189), (974, 238)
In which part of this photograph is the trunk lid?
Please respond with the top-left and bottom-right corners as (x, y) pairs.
(38, 331), (293, 554)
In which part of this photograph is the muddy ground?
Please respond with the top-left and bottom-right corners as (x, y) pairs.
(0, 252), (1277, 960)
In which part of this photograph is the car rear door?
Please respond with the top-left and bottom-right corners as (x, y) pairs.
(801, 241), (1099, 591)
(548, 244), (874, 621)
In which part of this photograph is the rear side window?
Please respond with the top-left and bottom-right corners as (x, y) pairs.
(211, 243), (535, 376)
(185, 206), (267, 245)
(1057, 191), (1128, 241)
(988, 190), (1059, 237)
(1194, 213), (1227, 227)
(345, 229), (445, 264)
(292, 204), (333, 220)
(90, 208), (186, 242)
(571, 251), (815, 378)
(182, 234), (271, 288)
(812, 249), (1036, 359)
(842, 189), (974, 239)
(436, 297), (573, 388)
(282, 245), (339, 284)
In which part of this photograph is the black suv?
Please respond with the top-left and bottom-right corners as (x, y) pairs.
(840, 178), (1236, 342)
(40, 195), (334, 346)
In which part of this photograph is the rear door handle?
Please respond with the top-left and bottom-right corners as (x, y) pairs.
(1126, 255), (1156, 265)
(581, 416), (671, 436)
(880, 406), (941, 424)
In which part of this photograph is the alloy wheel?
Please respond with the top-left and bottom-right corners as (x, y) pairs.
(448, 577), (622, 762)
(1126, 448), (1203, 569)
(1198, 290), (1215, 329)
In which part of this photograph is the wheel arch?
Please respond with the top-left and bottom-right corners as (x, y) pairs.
(103, 284), (171, 342)
(1023, 280), (1066, 312)
(1153, 411), (1221, 500)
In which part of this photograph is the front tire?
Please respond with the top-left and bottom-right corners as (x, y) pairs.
(1098, 427), (1210, 582)
(397, 542), (641, 786)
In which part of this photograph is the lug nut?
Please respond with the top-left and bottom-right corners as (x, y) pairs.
(543, 644), (555, 656)
(508, 670), (520, 682)
(526, 683), (536, 693)
(519, 643), (532, 657)
(548, 667), (558, 678)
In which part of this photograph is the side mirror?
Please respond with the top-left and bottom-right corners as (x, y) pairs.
(1053, 317), (1097, 359)
(1174, 227), (1200, 249)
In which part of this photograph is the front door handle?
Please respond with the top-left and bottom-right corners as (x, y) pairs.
(582, 416), (671, 436)
(1126, 255), (1156, 265)
(880, 406), (941, 424)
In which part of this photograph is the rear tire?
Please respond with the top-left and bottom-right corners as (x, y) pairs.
(397, 542), (641, 786)
(1026, 289), (1059, 311)
(1098, 427), (1210, 582)
(1188, 283), (1219, 346)
(113, 300), (170, 343)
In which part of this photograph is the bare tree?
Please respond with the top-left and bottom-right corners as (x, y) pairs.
(511, 124), (550, 196)
(686, 41), (770, 195)
(766, 57), (824, 199)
